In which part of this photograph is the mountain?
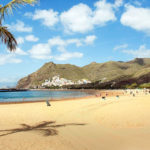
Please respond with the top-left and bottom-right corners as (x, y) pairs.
(17, 58), (150, 89)
(17, 62), (87, 89)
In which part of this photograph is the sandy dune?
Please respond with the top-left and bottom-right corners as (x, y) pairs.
(0, 91), (150, 150)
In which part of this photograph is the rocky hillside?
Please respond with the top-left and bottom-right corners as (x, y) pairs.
(17, 58), (150, 89)
(17, 62), (87, 88)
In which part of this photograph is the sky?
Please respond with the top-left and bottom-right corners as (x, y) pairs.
(0, 0), (150, 87)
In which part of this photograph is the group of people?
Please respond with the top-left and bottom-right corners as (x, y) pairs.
(95, 88), (150, 100)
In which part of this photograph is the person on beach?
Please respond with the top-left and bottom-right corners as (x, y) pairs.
(46, 100), (51, 106)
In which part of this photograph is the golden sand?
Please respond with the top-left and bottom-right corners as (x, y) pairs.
(0, 90), (150, 150)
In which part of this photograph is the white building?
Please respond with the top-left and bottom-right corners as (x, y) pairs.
(41, 75), (91, 87)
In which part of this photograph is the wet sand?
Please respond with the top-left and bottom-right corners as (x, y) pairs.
(0, 90), (150, 150)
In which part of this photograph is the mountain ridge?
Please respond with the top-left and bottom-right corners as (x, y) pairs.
(17, 58), (150, 89)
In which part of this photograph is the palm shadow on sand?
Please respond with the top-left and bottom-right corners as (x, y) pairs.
(0, 121), (86, 137)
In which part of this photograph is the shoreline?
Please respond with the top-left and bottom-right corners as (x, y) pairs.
(0, 95), (95, 105)
(0, 89), (124, 105)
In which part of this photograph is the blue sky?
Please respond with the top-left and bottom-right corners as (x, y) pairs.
(0, 0), (150, 87)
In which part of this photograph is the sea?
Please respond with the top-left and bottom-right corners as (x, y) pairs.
(0, 90), (91, 102)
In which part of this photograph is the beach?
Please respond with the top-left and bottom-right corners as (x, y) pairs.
(0, 90), (150, 150)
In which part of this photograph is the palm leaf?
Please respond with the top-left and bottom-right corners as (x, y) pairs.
(0, 0), (37, 20)
(0, 26), (17, 51)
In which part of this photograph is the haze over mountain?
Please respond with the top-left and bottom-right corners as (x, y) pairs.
(17, 58), (150, 89)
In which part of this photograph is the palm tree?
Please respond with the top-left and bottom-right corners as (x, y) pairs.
(0, 0), (37, 51)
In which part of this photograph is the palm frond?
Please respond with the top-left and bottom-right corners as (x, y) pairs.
(0, 26), (17, 51)
(0, 0), (37, 20)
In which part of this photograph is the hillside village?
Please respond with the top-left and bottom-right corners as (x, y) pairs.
(41, 75), (91, 87)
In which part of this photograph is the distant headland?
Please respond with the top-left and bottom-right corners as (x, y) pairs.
(0, 88), (28, 92)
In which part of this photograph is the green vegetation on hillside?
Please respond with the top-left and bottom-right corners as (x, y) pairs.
(139, 83), (150, 89)
(17, 58), (150, 89)
(125, 83), (138, 89)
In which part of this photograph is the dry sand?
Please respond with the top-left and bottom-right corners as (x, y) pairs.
(0, 90), (150, 150)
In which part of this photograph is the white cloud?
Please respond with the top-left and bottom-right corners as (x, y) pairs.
(3, 47), (26, 65)
(7, 47), (27, 56)
(114, 44), (128, 51)
(16, 37), (24, 44)
(48, 35), (96, 48)
(25, 0), (121, 33)
(0, 54), (22, 65)
(48, 37), (83, 48)
(66, 39), (82, 47)
(114, 0), (123, 8)
(32, 9), (59, 27)
(92, 0), (117, 26)
(25, 35), (39, 42)
(14, 48), (27, 55)
(55, 52), (83, 61)
(29, 35), (95, 60)
(84, 35), (97, 45)
(60, 3), (93, 33)
(48, 36), (84, 60)
(122, 45), (150, 58)
(48, 37), (65, 47)
(28, 43), (52, 59)
(7, 47), (27, 57)
(8, 20), (32, 32)
(121, 5), (150, 35)
(17, 35), (39, 44)
(60, 0), (120, 33)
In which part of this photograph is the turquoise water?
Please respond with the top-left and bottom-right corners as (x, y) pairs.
(0, 90), (90, 102)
